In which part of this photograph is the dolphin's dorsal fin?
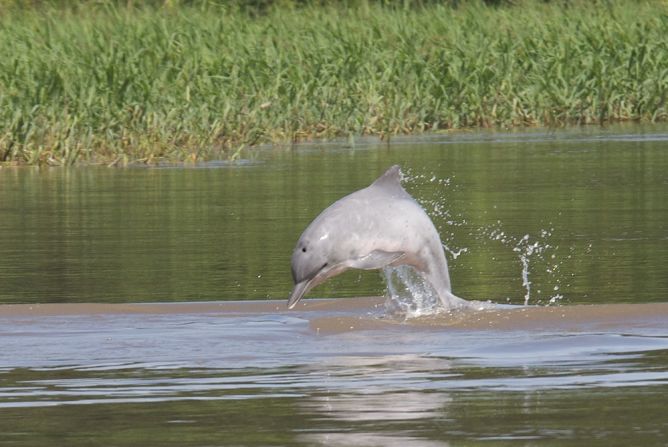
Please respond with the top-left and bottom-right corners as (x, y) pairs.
(369, 165), (406, 195)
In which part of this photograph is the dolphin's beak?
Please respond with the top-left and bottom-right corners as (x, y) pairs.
(287, 280), (311, 309)
(287, 263), (348, 309)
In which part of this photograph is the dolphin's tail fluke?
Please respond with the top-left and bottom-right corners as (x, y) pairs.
(440, 290), (469, 309)
(442, 290), (497, 311)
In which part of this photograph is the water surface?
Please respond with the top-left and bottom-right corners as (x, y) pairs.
(1, 299), (667, 446)
(1, 126), (666, 305)
(0, 125), (667, 445)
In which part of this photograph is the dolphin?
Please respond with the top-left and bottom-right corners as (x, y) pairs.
(287, 165), (470, 310)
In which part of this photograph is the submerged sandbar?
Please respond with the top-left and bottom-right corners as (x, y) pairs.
(1, 298), (666, 334)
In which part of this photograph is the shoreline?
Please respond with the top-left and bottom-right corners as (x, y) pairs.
(2, 122), (666, 169)
(2, 1), (666, 165)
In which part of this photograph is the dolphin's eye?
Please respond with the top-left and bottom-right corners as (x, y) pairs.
(302, 247), (307, 253)
(322, 262), (328, 268)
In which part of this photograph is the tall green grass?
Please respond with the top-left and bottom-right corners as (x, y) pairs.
(1, 1), (667, 165)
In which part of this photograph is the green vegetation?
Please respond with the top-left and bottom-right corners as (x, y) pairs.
(1, 1), (667, 165)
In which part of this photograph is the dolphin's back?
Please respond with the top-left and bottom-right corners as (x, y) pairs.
(315, 165), (412, 226)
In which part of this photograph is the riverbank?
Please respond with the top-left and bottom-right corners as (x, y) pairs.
(1, 1), (667, 165)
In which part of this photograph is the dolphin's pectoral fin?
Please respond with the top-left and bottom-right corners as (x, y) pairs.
(352, 250), (406, 270)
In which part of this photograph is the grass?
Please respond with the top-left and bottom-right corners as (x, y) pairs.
(1, 1), (667, 165)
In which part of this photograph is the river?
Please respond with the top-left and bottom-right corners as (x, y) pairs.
(0, 125), (667, 445)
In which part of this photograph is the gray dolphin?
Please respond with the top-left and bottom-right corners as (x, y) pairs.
(287, 165), (470, 310)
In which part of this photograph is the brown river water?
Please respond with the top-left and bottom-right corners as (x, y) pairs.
(0, 125), (667, 445)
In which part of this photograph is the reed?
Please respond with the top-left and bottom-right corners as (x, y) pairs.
(1, 1), (666, 165)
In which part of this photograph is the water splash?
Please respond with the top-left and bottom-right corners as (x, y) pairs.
(513, 234), (544, 306)
(389, 168), (469, 317)
(480, 223), (567, 306)
(403, 167), (470, 263)
(383, 265), (442, 319)
(401, 168), (576, 307)
(443, 245), (468, 260)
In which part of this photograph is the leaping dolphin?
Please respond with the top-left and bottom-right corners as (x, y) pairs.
(287, 165), (470, 310)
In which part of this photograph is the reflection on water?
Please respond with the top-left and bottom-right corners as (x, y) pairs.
(0, 304), (667, 446)
(1, 125), (667, 445)
(302, 390), (452, 422)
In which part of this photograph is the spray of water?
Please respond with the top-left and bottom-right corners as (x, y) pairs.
(403, 168), (470, 263)
(514, 235), (544, 306)
(383, 265), (442, 319)
(384, 169), (470, 318)
(386, 168), (577, 314)
(481, 223), (564, 306)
